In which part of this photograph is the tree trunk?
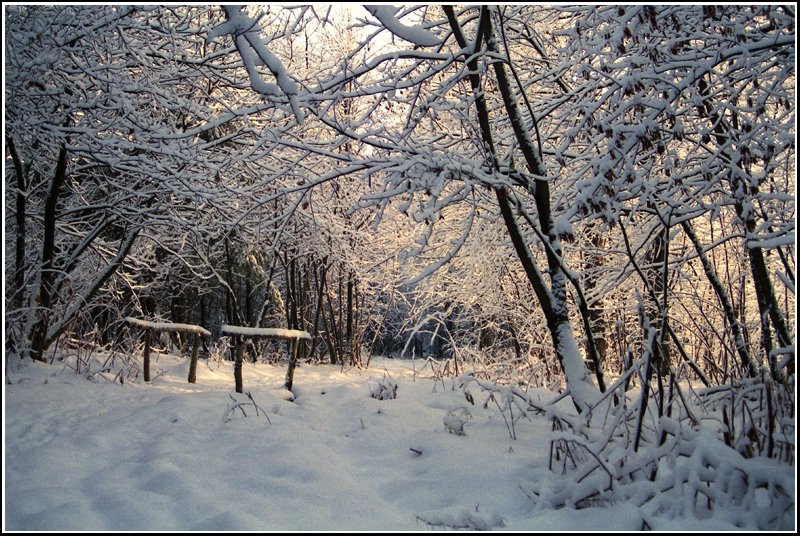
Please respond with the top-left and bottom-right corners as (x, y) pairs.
(739, 204), (791, 380)
(285, 339), (299, 391)
(508, 322), (522, 362)
(299, 261), (309, 360)
(346, 273), (354, 364)
(585, 230), (609, 368)
(309, 259), (328, 360)
(644, 224), (670, 376)
(444, 6), (601, 410)
(224, 238), (240, 327)
(31, 144), (70, 362)
(245, 279), (254, 327)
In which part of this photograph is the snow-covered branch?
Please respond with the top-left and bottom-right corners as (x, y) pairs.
(364, 5), (440, 47)
(211, 6), (304, 124)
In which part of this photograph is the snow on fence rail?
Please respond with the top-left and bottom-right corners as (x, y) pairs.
(220, 325), (312, 394)
(124, 317), (210, 384)
(220, 325), (311, 340)
(124, 317), (211, 336)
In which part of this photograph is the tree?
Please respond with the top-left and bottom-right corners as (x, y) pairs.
(6, 6), (154, 359)
(4, 5), (308, 359)
(552, 5), (795, 380)
(5, 4), (793, 400)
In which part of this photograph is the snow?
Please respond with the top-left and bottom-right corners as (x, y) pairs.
(5, 352), (784, 531)
(220, 325), (312, 340)
(364, 6), (440, 47)
(210, 6), (304, 124)
(556, 321), (602, 411)
(747, 232), (795, 249)
(123, 317), (211, 337)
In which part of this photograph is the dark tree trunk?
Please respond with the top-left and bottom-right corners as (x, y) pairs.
(644, 225), (670, 377)
(445, 6), (601, 410)
(31, 144), (69, 362)
(738, 200), (792, 380)
(309, 259), (328, 360)
(508, 322), (522, 362)
(285, 339), (299, 391)
(585, 230), (609, 368)
(346, 273), (354, 364)
(224, 238), (239, 326)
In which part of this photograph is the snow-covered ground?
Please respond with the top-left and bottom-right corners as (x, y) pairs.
(2, 352), (787, 531)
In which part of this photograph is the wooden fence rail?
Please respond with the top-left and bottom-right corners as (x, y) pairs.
(123, 317), (211, 383)
(220, 325), (312, 393)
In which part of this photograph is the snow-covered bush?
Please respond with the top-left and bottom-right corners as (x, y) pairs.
(416, 506), (505, 530)
(460, 374), (545, 439)
(520, 371), (796, 530)
(443, 407), (471, 436)
(370, 372), (398, 400)
(223, 392), (271, 424)
(524, 413), (794, 530)
(697, 376), (795, 463)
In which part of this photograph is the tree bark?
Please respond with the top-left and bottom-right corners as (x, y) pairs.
(644, 224), (670, 376)
(346, 272), (354, 364)
(738, 200), (792, 380)
(585, 231), (609, 368)
(284, 339), (299, 391)
(224, 238), (240, 327)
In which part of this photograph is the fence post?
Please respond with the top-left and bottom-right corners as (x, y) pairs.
(234, 339), (244, 393)
(188, 333), (201, 384)
(285, 338), (299, 391)
(143, 329), (152, 382)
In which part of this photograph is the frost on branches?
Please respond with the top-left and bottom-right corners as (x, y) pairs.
(4, 4), (794, 530)
(209, 5), (304, 124)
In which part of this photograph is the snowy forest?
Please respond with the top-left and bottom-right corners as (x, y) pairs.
(4, 4), (796, 531)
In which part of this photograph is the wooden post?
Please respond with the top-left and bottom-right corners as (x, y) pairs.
(188, 333), (201, 384)
(143, 329), (152, 382)
(220, 325), (311, 393)
(125, 318), (209, 384)
(234, 339), (244, 393)
(285, 338), (299, 391)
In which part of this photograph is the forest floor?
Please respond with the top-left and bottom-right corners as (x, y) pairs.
(3, 351), (789, 531)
